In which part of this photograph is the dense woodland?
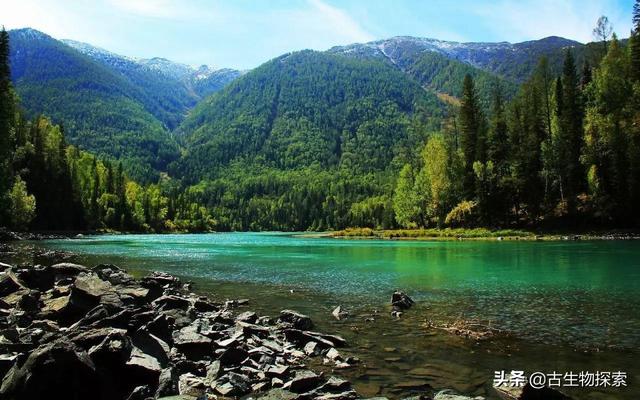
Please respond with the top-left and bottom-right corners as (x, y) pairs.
(0, 28), (214, 232)
(1, 5), (640, 233)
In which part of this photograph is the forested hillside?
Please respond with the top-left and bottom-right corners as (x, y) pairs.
(392, 33), (640, 229)
(329, 35), (584, 83)
(0, 28), (214, 233)
(63, 39), (242, 129)
(3, 9), (640, 233)
(175, 50), (445, 179)
(8, 29), (240, 183)
(9, 29), (179, 182)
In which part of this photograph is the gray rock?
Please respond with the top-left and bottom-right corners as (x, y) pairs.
(304, 341), (318, 356)
(0, 339), (99, 399)
(391, 290), (414, 310)
(288, 370), (322, 393)
(236, 311), (258, 324)
(278, 309), (313, 330)
(172, 324), (213, 359)
(126, 385), (153, 400)
(178, 373), (206, 397)
(74, 273), (114, 299)
(0, 271), (25, 296)
(219, 346), (249, 367)
(332, 306), (348, 320)
(205, 360), (221, 382)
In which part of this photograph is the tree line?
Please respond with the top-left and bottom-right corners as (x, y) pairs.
(0, 28), (214, 233)
(393, 9), (640, 230)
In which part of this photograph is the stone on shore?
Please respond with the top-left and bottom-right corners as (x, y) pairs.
(0, 260), (358, 400)
(278, 309), (314, 330)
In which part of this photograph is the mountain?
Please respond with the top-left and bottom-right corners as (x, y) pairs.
(329, 36), (584, 83)
(8, 28), (179, 182)
(173, 50), (445, 181)
(8, 28), (241, 182)
(62, 39), (241, 129)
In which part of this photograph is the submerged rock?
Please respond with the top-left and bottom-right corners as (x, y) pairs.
(391, 290), (415, 310)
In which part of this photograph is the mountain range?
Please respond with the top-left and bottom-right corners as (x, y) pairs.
(8, 28), (585, 182)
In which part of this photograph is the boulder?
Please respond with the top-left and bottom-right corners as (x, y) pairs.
(132, 330), (171, 367)
(178, 373), (207, 397)
(172, 325), (213, 360)
(87, 329), (133, 366)
(278, 310), (313, 330)
(50, 262), (89, 277)
(237, 311), (258, 324)
(287, 370), (322, 393)
(0, 339), (99, 399)
(0, 272), (25, 297)
(205, 360), (221, 382)
(16, 290), (41, 314)
(215, 372), (251, 396)
(153, 295), (191, 311)
(283, 329), (347, 349)
(74, 273), (112, 296)
(391, 290), (414, 310)
(92, 264), (134, 285)
(219, 347), (249, 367)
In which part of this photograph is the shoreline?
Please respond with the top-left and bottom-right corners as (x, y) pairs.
(303, 228), (640, 241)
(0, 244), (616, 400)
(4, 227), (640, 243)
(0, 255), (542, 400)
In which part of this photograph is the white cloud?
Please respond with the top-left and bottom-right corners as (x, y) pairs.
(107, 0), (205, 20)
(473, 0), (632, 43)
(305, 0), (374, 44)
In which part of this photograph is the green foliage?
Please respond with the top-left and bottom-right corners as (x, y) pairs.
(8, 176), (36, 230)
(445, 200), (478, 227)
(404, 51), (518, 108)
(393, 164), (420, 228)
(174, 50), (444, 181)
(416, 134), (455, 226)
(8, 29), (180, 183)
(0, 27), (15, 226)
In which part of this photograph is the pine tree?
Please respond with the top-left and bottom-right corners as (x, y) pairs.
(632, 0), (640, 81)
(486, 82), (509, 222)
(581, 61), (592, 89)
(558, 50), (584, 211)
(459, 74), (485, 199)
(0, 27), (15, 226)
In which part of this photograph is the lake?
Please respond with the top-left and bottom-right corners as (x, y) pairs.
(8, 233), (640, 399)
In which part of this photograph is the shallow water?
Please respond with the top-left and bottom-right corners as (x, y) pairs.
(7, 233), (640, 399)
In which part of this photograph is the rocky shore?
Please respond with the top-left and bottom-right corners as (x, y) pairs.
(0, 259), (371, 399)
(0, 252), (577, 400)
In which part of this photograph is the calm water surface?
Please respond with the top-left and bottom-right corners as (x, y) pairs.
(9, 233), (640, 399)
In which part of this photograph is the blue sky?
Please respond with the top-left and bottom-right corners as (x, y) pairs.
(2, 0), (634, 70)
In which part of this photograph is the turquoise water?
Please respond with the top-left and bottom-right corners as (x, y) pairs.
(16, 233), (640, 399)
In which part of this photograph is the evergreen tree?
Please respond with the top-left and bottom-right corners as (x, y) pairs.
(459, 74), (485, 199)
(0, 27), (15, 226)
(486, 82), (509, 222)
(632, 1), (640, 81)
(558, 50), (584, 212)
